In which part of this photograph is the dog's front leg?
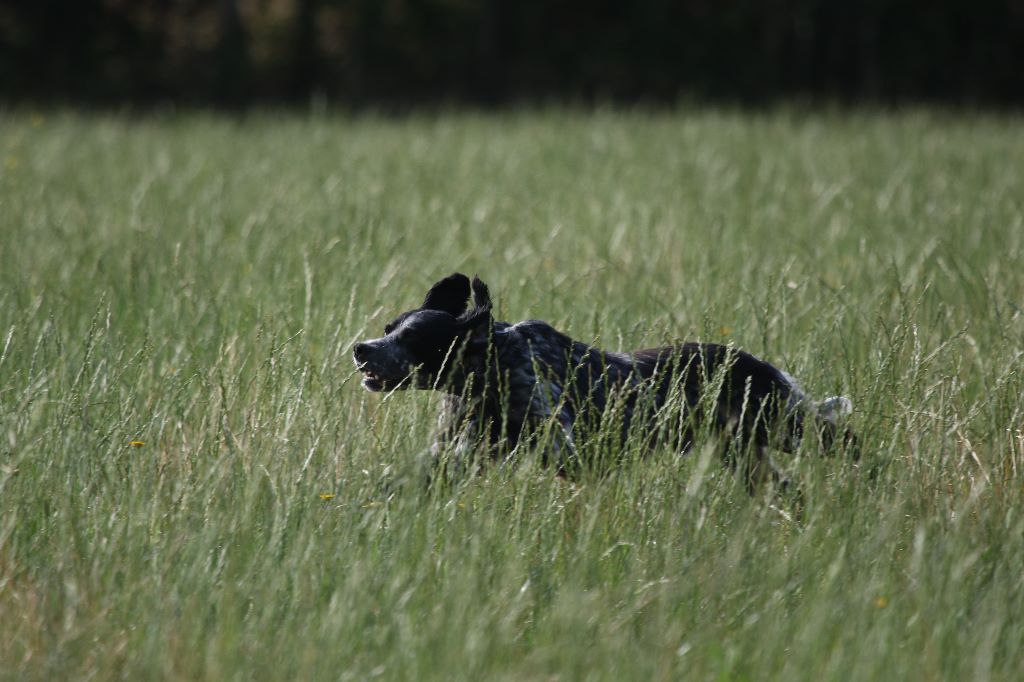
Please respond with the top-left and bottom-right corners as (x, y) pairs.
(422, 395), (487, 487)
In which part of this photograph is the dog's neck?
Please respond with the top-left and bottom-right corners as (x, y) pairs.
(435, 321), (513, 397)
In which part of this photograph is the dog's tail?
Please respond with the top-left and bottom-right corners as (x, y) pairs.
(805, 395), (858, 458)
(817, 395), (852, 424)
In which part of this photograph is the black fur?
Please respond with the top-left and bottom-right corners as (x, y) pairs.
(353, 273), (855, 490)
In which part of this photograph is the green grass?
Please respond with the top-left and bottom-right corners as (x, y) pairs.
(1, 107), (1023, 680)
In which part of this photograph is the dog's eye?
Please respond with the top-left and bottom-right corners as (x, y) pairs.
(384, 324), (395, 335)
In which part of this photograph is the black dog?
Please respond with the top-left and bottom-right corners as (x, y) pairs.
(353, 273), (854, 489)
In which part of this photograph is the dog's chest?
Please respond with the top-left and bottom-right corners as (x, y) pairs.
(498, 347), (552, 421)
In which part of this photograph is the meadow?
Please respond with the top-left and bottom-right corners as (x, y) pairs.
(1, 107), (1022, 680)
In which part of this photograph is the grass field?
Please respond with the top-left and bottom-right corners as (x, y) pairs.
(1, 108), (1023, 680)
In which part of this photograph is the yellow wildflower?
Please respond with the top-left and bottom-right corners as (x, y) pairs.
(319, 493), (335, 501)
(129, 440), (145, 447)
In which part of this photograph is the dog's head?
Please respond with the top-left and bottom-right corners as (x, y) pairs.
(352, 273), (492, 392)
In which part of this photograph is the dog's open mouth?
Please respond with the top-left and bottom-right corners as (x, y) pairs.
(360, 369), (387, 392)
(355, 358), (417, 393)
(359, 367), (412, 392)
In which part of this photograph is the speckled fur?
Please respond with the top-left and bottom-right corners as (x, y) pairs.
(353, 273), (854, 488)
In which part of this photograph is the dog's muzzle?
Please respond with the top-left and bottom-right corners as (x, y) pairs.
(352, 343), (382, 391)
(352, 342), (409, 392)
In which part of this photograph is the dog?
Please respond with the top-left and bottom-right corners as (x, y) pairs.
(353, 273), (855, 490)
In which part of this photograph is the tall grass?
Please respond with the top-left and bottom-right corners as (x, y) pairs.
(1, 108), (1022, 680)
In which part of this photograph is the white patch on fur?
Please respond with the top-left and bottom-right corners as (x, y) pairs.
(605, 351), (633, 364)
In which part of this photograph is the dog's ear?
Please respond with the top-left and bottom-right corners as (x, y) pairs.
(459, 275), (492, 330)
(422, 273), (471, 316)
(470, 275), (491, 311)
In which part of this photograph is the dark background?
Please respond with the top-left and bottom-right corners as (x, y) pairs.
(2, 0), (1023, 108)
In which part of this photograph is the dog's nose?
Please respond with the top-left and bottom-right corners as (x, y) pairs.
(353, 342), (371, 362)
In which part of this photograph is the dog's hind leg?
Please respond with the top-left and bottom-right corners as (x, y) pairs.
(734, 444), (793, 496)
(540, 408), (579, 476)
(717, 409), (795, 496)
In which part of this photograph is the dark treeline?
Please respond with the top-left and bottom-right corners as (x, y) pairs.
(2, 0), (1023, 107)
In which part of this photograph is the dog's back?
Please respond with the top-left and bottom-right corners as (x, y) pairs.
(493, 326), (808, 454)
